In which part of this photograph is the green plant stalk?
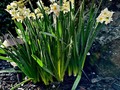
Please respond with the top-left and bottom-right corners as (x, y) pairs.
(71, 71), (82, 90)
(11, 78), (32, 90)
(71, 0), (103, 89)
(71, 51), (87, 90)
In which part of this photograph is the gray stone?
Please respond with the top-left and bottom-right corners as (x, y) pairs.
(96, 38), (120, 77)
(91, 77), (102, 83)
(112, 83), (120, 90)
(94, 9), (120, 77)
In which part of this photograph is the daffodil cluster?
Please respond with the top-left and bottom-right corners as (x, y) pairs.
(5, 1), (44, 22)
(96, 8), (114, 25)
(6, 0), (74, 23)
(28, 8), (43, 20)
(5, 1), (31, 22)
(49, 0), (74, 16)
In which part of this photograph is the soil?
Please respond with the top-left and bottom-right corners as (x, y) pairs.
(0, 60), (120, 90)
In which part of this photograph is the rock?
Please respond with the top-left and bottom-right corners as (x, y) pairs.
(79, 86), (86, 90)
(18, 88), (24, 90)
(2, 37), (24, 48)
(103, 77), (114, 83)
(94, 9), (120, 77)
(96, 38), (120, 77)
(91, 78), (101, 83)
(112, 82), (120, 90)
(10, 62), (17, 68)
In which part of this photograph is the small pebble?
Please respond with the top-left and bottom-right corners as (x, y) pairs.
(52, 84), (56, 88)
(18, 88), (24, 90)
(91, 78), (101, 83)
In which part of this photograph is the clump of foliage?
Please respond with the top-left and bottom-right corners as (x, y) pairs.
(0, 0), (114, 89)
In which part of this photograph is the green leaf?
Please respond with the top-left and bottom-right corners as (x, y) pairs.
(32, 54), (55, 77)
(0, 49), (6, 54)
(11, 78), (32, 90)
(0, 68), (21, 73)
(32, 54), (43, 67)
(71, 72), (82, 90)
(0, 56), (13, 61)
(58, 20), (62, 38)
(40, 32), (56, 38)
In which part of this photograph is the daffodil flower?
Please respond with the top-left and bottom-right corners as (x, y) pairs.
(50, 3), (60, 16)
(96, 8), (114, 24)
(10, 1), (17, 8)
(28, 13), (36, 20)
(62, 1), (70, 13)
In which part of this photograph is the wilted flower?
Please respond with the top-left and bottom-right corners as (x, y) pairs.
(96, 8), (114, 24)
